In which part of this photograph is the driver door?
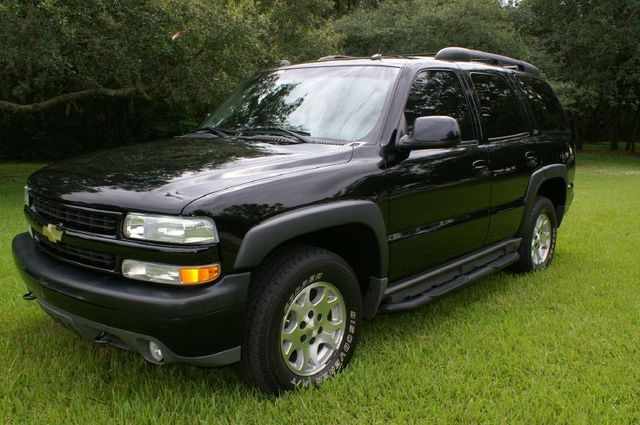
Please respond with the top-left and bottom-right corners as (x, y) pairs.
(386, 69), (491, 281)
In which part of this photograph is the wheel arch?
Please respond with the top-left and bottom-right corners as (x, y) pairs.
(521, 164), (568, 231)
(233, 201), (389, 319)
(234, 200), (389, 278)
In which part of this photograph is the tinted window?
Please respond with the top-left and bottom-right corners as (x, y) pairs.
(517, 76), (568, 131)
(404, 70), (474, 140)
(471, 73), (527, 139)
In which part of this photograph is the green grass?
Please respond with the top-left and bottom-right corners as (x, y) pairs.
(1, 152), (639, 424)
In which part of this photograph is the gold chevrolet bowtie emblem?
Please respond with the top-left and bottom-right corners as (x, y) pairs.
(42, 223), (63, 243)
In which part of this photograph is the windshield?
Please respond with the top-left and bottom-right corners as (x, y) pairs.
(203, 66), (400, 141)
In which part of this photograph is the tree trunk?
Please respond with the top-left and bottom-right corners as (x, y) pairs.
(571, 114), (584, 151)
(626, 109), (640, 153)
(610, 107), (621, 151)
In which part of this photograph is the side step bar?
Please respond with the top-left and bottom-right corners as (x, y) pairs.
(379, 239), (521, 313)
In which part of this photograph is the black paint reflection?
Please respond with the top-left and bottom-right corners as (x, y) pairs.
(31, 138), (269, 194)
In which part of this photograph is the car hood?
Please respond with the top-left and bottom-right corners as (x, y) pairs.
(28, 136), (354, 214)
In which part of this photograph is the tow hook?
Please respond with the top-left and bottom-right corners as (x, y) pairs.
(93, 332), (110, 345)
(22, 292), (36, 301)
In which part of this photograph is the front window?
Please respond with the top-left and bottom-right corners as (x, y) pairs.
(203, 66), (400, 142)
(404, 70), (475, 140)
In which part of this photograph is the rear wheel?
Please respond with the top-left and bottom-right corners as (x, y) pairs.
(240, 246), (362, 394)
(510, 196), (558, 273)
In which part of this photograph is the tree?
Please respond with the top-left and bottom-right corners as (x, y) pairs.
(0, 0), (276, 115)
(0, 0), (340, 159)
(516, 0), (640, 151)
(334, 0), (530, 58)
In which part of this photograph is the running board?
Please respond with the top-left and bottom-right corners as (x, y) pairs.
(379, 239), (520, 313)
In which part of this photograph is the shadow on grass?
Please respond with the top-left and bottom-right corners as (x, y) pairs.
(361, 270), (525, 340)
(9, 313), (258, 398)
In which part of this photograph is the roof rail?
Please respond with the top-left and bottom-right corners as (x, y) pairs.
(392, 52), (436, 58)
(317, 55), (353, 62)
(435, 47), (540, 75)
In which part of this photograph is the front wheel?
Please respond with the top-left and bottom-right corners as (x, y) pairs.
(240, 246), (362, 394)
(510, 196), (558, 273)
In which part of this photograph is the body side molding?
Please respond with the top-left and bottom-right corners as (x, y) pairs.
(234, 200), (389, 277)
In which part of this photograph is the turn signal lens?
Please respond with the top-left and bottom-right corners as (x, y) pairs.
(179, 265), (221, 285)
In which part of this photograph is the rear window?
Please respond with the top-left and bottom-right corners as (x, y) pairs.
(517, 76), (568, 132)
(471, 73), (527, 139)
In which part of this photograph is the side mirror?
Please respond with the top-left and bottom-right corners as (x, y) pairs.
(398, 116), (461, 150)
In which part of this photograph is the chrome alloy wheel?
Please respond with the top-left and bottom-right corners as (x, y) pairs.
(531, 213), (552, 266)
(280, 282), (346, 376)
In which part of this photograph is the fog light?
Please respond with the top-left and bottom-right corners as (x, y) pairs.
(149, 341), (163, 362)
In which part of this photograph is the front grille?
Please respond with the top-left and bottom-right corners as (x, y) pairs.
(31, 195), (120, 236)
(34, 233), (116, 271)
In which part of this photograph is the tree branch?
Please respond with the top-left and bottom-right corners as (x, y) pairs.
(0, 44), (206, 114)
(0, 86), (146, 113)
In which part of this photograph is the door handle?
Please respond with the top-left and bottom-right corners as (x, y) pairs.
(525, 151), (538, 167)
(472, 160), (489, 176)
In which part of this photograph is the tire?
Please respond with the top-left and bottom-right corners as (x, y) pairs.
(510, 196), (558, 273)
(240, 246), (362, 394)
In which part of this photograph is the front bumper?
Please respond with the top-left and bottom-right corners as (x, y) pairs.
(12, 232), (250, 366)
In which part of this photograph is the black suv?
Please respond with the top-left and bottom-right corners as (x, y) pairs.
(13, 47), (575, 393)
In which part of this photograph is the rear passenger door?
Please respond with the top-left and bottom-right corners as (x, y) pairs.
(468, 72), (539, 245)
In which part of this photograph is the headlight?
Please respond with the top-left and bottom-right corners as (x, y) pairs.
(123, 213), (218, 244)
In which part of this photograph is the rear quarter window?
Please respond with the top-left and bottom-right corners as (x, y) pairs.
(516, 75), (568, 132)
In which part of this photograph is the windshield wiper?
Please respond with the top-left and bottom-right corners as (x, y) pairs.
(239, 127), (312, 144)
(194, 126), (236, 138)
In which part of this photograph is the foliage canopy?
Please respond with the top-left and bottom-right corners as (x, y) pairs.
(1, 0), (639, 159)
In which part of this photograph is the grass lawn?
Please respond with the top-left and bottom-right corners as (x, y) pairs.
(1, 151), (639, 424)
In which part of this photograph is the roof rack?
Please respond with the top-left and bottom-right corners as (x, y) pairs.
(388, 52), (436, 58)
(435, 47), (540, 75)
(317, 55), (354, 62)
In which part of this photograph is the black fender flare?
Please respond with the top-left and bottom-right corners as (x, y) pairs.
(233, 200), (389, 278)
(520, 164), (568, 231)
